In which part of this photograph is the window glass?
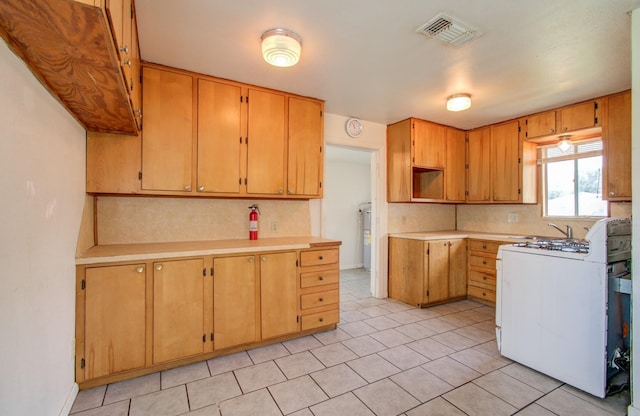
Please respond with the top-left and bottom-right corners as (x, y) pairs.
(541, 140), (607, 217)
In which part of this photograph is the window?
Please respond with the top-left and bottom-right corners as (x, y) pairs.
(540, 140), (607, 217)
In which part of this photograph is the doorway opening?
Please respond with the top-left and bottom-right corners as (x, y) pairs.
(323, 145), (376, 297)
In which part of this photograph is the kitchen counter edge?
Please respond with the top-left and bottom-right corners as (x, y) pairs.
(389, 230), (540, 242)
(76, 237), (342, 265)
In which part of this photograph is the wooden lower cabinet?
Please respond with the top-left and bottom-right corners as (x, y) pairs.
(388, 237), (466, 307)
(467, 239), (507, 304)
(76, 244), (340, 388)
(213, 255), (259, 350)
(82, 264), (147, 381)
(298, 248), (341, 330)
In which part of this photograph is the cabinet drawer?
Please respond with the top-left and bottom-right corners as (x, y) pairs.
(468, 285), (496, 303)
(469, 255), (496, 270)
(301, 310), (339, 330)
(300, 249), (339, 267)
(468, 240), (502, 254)
(469, 270), (496, 288)
(300, 269), (339, 288)
(300, 289), (339, 310)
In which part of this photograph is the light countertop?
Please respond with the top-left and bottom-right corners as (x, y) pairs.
(388, 230), (548, 242)
(76, 237), (341, 265)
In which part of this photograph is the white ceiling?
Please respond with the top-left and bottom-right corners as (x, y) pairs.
(135, 0), (639, 130)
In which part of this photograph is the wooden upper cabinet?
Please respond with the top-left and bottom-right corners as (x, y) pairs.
(197, 79), (243, 194)
(413, 120), (446, 169)
(84, 264), (146, 380)
(246, 89), (287, 195)
(0, 0), (139, 133)
(106, 0), (133, 92)
(387, 120), (413, 202)
(526, 111), (556, 139)
(491, 120), (520, 202)
(86, 132), (141, 194)
(260, 252), (299, 340)
(141, 67), (194, 192)
(466, 127), (491, 202)
(558, 101), (599, 133)
(604, 91), (631, 200)
(213, 256), (259, 350)
(445, 127), (466, 202)
(152, 258), (206, 364)
(287, 97), (324, 197)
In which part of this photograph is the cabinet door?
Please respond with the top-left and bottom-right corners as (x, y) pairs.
(213, 256), (259, 350)
(388, 238), (426, 306)
(448, 239), (467, 298)
(386, 119), (412, 202)
(467, 127), (491, 202)
(84, 264), (146, 379)
(260, 252), (299, 339)
(129, 9), (141, 130)
(491, 120), (520, 202)
(246, 88), (286, 195)
(445, 127), (466, 202)
(106, 0), (132, 91)
(287, 97), (323, 197)
(86, 132), (140, 193)
(142, 67), (194, 192)
(153, 259), (205, 364)
(604, 92), (631, 200)
(197, 79), (243, 194)
(526, 111), (556, 139)
(413, 120), (446, 168)
(427, 241), (449, 304)
(559, 101), (597, 133)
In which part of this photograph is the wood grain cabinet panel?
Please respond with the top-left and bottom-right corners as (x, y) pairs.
(559, 101), (599, 133)
(525, 111), (557, 139)
(141, 67), (194, 192)
(388, 237), (466, 307)
(260, 252), (299, 340)
(197, 79), (243, 194)
(83, 264), (146, 380)
(213, 255), (259, 350)
(604, 91), (631, 200)
(152, 258), (206, 364)
(298, 246), (341, 329)
(287, 97), (324, 197)
(467, 127), (491, 202)
(445, 127), (466, 202)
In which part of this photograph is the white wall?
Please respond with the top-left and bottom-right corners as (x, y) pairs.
(628, 7), (640, 416)
(324, 149), (371, 269)
(0, 41), (86, 416)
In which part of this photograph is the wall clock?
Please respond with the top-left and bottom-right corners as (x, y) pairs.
(345, 118), (363, 138)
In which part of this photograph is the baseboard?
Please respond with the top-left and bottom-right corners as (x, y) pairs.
(628, 404), (640, 416)
(59, 382), (79, 416)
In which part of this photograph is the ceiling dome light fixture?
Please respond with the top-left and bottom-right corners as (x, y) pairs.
(557, 135), (572, 152)
(446, 93), (471, 111)
(261, 28), (302, 67)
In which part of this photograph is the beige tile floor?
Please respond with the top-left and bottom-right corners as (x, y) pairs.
(70, 269), (630, 416)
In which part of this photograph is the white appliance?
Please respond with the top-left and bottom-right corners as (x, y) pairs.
(496, 218), (631, 398)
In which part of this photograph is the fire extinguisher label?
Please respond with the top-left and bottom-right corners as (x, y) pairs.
(249, 221), (258, 231)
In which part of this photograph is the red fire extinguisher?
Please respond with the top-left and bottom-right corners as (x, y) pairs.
(248, 204), (260, 240)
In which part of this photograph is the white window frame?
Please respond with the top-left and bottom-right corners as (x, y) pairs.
(539, 139), (608, 218)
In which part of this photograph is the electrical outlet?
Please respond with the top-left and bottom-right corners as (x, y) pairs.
(270, 221), (278, 232)
(507, 213), (519, 223)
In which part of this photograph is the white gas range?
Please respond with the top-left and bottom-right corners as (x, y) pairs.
(495, 217), (631, 398)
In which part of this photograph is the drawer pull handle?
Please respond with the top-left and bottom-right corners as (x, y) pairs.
(482, 292), (487, 296)
(318, 276), (324, 281)
(482, 260), (487, 265)
(136, 266), (144, 273)
(482, 276), (487, 280)
(482, 245), (487, 249)
(319, 297), (324, 302)
(319, 317), (324, 323)
(319, 255), (324, 260)
(155, 264), (163, 271)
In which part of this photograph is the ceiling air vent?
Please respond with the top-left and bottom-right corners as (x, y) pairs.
(416, 13), (480, 47)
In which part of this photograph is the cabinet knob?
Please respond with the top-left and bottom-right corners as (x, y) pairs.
(123, 59), (132, 67)
(288, 188), (294, 195)
(609, 191), (616, 196)
(482, 260), (487, 265)
(550, 128), (555, 133)
(184, 185), (191, 191)
(155, 264), (163, 271)
(318, 276), (324, 281)
(482, 276), (487, 280)
(278, 188), (284, 194)
(119, 45), (129, 54)
(198, 185), (205, 192)
(482, 244), (487, 249)
(262, 256), (267, 261)
(136, 266), (144, 273)
(248, 257), (254, 263)
(319, 297), (324, 302)
(319, 317), (324, 323)
(319, 255), (324, 260)
(563, 126), (568, 132)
